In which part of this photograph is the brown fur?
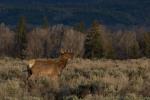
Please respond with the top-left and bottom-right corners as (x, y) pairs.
(28, 52), (73, 80)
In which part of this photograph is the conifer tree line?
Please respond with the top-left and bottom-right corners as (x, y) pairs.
(0, 17), (150, 59)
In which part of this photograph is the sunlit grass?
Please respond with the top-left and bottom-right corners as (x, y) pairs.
(0, 57), (150, 100)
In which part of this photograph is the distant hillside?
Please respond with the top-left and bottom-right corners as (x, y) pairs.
(0, 0), (148, 4)
(0, 0), (149, 27)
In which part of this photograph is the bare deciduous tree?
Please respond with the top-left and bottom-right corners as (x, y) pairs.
(26, 25), (85, 58)
(0, 23), (15, 56)
(61, 28), (86, 57)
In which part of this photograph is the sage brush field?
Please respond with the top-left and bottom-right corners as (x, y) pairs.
(0, 57), (150, 100)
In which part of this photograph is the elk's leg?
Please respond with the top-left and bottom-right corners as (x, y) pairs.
(28, 74), (36, 81)
(50, 75), (59, 81)
(27, 74), (36, 92)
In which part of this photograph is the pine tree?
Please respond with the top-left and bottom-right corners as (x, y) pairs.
(143, 32), (150, 57)
(129, 40), (140, 58)
(84, 20), (103, 58)
(43, 40), (48, 58)
(42, 16), (49, 29)
(74, 21), (85, 33)
(103, 38), (115, 59)
(15, 16), (27, 58)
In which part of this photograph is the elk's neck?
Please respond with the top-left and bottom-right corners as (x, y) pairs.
(58, 57), (68, 69)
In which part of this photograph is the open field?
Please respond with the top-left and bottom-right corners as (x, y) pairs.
(0, 57), (150, 100)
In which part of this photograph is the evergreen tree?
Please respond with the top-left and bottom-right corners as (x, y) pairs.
(42, 16), (49, 28)
(84, 20), (103, 58)
(143, 32), (150, 57)
(103, 38), (115, 59)
(129, 40), (140, 58)
(43, 40), (48, 58)
(74, 21), (85, 33)
(15, 16), (27, 58)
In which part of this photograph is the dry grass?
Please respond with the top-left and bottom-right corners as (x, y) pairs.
(0, 57), (150, 100)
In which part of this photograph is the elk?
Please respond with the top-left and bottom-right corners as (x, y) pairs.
(27, 49), (73, 80)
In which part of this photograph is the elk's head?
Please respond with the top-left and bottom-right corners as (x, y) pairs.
(28, 59), (36, 68)
(60, 49), (74, 60)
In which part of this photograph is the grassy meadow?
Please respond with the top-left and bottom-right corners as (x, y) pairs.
(0, 57), (150, 100)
